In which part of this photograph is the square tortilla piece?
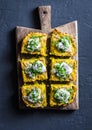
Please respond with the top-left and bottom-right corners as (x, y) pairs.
(50, 84), (77, 107)
(50, 29), (76, 57)
(21, 32), (47, 56)
(21, 83), (47, 108)
(21, 57), (47, 82)
(50, 58), (77, 82)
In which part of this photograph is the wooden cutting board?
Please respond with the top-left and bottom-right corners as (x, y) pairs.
(16, 6), (79, 110)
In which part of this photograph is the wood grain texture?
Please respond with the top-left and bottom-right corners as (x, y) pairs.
(16, 6), (79, 110)
(38, 6), (51, 33)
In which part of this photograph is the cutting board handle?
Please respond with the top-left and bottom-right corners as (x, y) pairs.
(38, 5), (51, 33)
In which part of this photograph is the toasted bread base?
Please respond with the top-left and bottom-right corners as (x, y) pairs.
(50, 58), (77, 82)
(21, 32), (47, 56)
(21, 83), (47, 108)
(50, 29), (76, 57)
(20, 57), (47, 82)
(50, 83), (77, 107)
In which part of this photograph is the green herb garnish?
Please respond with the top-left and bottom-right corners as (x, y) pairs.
(56, 36), (71, 52)
(53, 62), (72, 80)
(67, 88), (73, 93)
(24, 60), (46, 78)
(27, 88), (43, 104)
(25, 36), (42, 52)
(53, 88), (70, 103)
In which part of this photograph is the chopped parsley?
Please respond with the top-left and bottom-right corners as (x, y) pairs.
(24, 60), (46, 78)
(53, 88), (71, 103)
(52, 62), (72, 80)
(26, 88), (43, 104)
(67, 88), (73, 93)
(56, 36), (71, 52)
(25, 36), (42, 52)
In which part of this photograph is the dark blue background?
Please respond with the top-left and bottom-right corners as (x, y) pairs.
(0, 0), (92, 130)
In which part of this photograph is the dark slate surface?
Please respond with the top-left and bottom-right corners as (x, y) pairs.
(0, 0), (92, 130)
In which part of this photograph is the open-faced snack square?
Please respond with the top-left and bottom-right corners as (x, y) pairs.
(21, 83), (47, 108)
(21, 57), (47, 82)
(21, 32), (47, 56)
(50, 58), (77, 82)
(50, 83), (77, 107)
(50, 29), (76, 57)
